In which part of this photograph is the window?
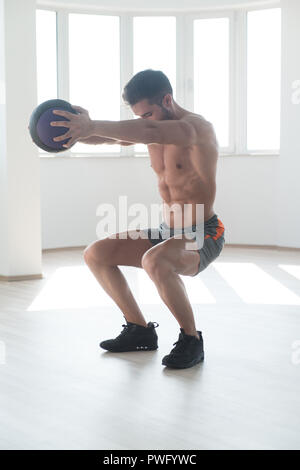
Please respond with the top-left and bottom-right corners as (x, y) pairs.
(133, 16), (176, 154)
(36, 5), (281, 157)
(194, 17), (230, 149)
(247, 8), (281, 151)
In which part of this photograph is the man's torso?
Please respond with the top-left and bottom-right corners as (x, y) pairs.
(147, 112), (218, 228)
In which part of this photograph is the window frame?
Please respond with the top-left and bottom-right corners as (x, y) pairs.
(36, 2), (281, 159)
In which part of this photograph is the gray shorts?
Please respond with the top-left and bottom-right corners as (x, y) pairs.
(141, 213), (225, 276)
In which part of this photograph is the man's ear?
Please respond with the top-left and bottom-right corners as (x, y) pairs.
(163, 94), (172, 107)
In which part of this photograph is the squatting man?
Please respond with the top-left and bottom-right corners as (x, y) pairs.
(49, 69), (226, 369)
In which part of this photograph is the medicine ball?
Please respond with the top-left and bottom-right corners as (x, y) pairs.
(28, 99), (78, 153)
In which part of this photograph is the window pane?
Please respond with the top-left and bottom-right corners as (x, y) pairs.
(194, 17), (229, 148)
(247, 8), (281, 151)
(133, 16), (176, 154)
(69, 14), (120, 154)
(36, 10), (57, 104)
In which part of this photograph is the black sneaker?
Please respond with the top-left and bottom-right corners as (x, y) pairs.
(99, 320), (159, 352)
(162, 329), (204, 369)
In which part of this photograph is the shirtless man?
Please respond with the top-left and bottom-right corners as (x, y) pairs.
(50, 69), (225, 369)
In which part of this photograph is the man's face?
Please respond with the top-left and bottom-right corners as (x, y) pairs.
(131, 97), (172, 121)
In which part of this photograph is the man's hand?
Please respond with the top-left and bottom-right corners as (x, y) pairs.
(50, 105), (94, 148)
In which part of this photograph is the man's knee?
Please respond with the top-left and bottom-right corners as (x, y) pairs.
(83, 239), (110, 266)
(142, 247), (170, 278)
(83, 243), (96, 265)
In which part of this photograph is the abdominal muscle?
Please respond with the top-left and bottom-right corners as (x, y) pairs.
(159, 175), (216, 229)
(162, 199), (214, 229)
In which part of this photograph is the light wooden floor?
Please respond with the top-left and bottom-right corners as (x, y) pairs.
(0, 245), (300, 450)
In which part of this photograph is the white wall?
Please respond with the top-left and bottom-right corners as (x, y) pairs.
(278, 0), (300, 248)
(0, 0), (8, 272)
(40, 156), (158, 248)
(40, 154), (278, 249)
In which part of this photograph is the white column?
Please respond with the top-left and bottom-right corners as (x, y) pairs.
(0, 0), (42, 280)
(278, 0), (300, 248)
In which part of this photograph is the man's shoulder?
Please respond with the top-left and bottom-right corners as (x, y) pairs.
(181, 113), (215, 139)
(182, 112), (210, 128)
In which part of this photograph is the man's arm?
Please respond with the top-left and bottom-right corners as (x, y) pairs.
(52, 107), (211, 148)
(91, 116), (202, 146)
(91, 118), (156, 144)
(78, 136), (134, 146)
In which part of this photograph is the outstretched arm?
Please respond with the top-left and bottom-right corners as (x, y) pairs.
(91, 117), (200, 146)
(91, 118), (156, 145)
(50, 105), (201, 148)
(51, 109), (155, 148)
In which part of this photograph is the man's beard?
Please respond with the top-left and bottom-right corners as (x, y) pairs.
(159, 104), (173, 120)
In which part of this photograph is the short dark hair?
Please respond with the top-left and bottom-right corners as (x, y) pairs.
(122, 69), (173, 106)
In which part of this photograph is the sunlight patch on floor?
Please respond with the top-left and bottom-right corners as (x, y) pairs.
(134, 270), (216, 304)
(27, 266), (115, 311)
(279, 264), (300, 281)
(27, 264), (217, 311)
(214, 262), (300, 305)
(27, 261), (300, 311)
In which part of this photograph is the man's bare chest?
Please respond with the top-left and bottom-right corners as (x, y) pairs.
(147, 143), (195, 174)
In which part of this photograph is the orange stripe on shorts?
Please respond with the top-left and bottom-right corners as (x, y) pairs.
(204, 219), (225, 241)
(212, 219), (225, 240)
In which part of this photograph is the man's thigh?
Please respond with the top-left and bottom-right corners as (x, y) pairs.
(144, 221), (225, 277)
(86, 229), (154, 268)
(160, 233), (225, 277)
(145, 234), (201, 277)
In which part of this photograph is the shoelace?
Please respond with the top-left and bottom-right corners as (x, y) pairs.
(116, 323), (134, 339)
(171, 336), (190, 354)
(116, 322), (159, 340)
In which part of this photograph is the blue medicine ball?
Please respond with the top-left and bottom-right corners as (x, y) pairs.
(28, 99), (78, 153)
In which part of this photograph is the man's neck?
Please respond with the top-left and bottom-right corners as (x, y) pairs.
(170, 102), (188, 120)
